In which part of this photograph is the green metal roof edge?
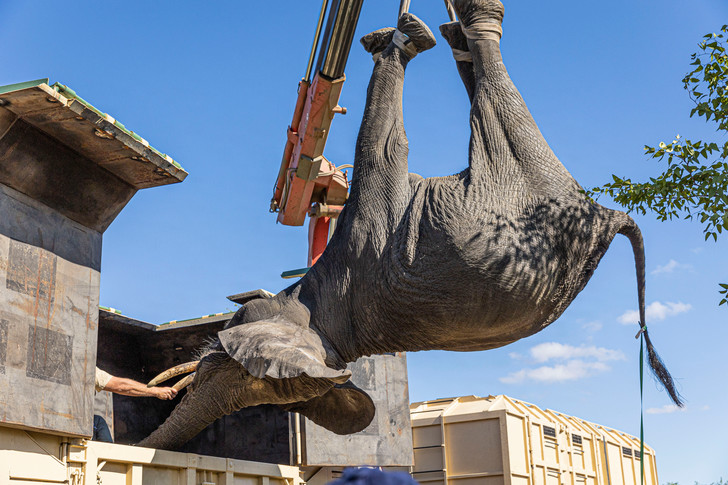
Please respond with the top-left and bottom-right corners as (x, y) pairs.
(50, 82), (185, 171)
(99, 306), (236, 327)
(281, 267), (310, 279)
(99, 305), (122, 315)
(159, 311), (236, 327)
(0, 79), (187, 174)
(0, 78), (49, 96)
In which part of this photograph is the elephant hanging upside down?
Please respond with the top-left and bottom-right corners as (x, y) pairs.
(139, 0), (682, 450)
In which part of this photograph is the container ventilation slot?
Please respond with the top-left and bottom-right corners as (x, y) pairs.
(572, 434), (582, 445)
(543, 426), (556, 438)
(622, 447), (633, 456)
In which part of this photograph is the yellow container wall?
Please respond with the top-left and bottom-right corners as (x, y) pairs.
(410, 395), (659, 485)
(0, 426), (303, 485)
(445, 418), (504, 477)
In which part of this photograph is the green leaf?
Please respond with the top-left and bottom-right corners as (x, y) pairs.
(602, 27), (728, 306)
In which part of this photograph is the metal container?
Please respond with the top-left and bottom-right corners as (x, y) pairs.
(410, 395), (658, 485)
(0, 426), (302, 485)
(98, 307), (413, 468)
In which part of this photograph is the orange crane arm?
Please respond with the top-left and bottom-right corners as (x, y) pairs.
(271, 0), (364, 266)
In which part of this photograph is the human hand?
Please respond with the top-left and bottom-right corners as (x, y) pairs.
(153, 387), (178, 400)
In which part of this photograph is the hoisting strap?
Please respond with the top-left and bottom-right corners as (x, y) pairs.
(398, 0), (410, 17)
(460, 21), (502, 43)
(451, 48), (473, 62)
(444, 0), (457, 22)
(637, 324), (646, 485)
(393, 30), (418, 59)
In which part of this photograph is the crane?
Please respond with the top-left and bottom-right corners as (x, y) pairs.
(270, 0), (456, 277)
(270, 0), (363, 275)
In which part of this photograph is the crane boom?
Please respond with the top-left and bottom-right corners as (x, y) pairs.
(271, 0), (364, 267)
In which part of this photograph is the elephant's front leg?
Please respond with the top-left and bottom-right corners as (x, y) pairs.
(347, 13), (435, 221)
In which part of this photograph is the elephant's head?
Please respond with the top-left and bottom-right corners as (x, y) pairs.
(139, 0), (681, 450)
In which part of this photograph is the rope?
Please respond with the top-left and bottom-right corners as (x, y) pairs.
(444, 0), (457, 22)
(460, 21), (502, 43)
(639, 327), (645, 485)
(634, 323), (647, 485)
(393, 30), (418, 58)
(451, 48), (472, 62)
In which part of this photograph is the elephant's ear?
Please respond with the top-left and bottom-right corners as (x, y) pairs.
(281, 381), (376, 435)
(218, 319), (351, 384)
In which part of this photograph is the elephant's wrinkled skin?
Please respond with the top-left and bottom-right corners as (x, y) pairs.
(139, 0), (681, 450)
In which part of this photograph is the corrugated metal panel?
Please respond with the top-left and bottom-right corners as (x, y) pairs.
(410, 395), (658, 485)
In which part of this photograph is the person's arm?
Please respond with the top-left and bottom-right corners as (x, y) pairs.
(103, 377), (178, 400)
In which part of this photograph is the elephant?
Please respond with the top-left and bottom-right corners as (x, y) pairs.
(138, 0), (681, 450)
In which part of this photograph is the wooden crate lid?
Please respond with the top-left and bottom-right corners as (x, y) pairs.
(0, 79), (187, 189)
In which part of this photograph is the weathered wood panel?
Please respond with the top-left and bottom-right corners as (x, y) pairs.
(302, 352), (414, 467)
(0, 183), (102, 270)
(0, 118), (136, 232)
(0, 184), (100, 437)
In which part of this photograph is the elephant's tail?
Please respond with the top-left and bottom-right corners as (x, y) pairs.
(618, 214), (684, 407)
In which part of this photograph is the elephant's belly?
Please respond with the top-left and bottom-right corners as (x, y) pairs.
(395, 271), (564, 352)
(385, 196), (600, 352)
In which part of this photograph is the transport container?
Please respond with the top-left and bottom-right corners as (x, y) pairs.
(0, 79), (185, 438)
(98, 307), (413, 468)
(0, 426), (303, 485)
(409, 395), (657, 485)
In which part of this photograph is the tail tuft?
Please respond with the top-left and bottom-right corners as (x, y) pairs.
(643, 329), (684, 407)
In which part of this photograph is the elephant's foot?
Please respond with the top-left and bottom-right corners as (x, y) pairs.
(395, 13), (436, 59)
(453, 0), (504, 42)
(440, 21), (472, 62)
(360, 27), (395, 61)
(360, 13), (435, 62)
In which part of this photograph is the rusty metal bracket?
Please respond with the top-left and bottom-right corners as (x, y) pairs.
(296, 155), (324, 181)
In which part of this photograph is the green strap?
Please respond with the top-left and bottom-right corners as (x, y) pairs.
(639, 331), (645, 485)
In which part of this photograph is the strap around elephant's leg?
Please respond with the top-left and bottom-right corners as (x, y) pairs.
(452, 48), (473, 62)
(460, 21), (502, 43)
(392, 30), (419, 59)
(440, 21), (473, 63)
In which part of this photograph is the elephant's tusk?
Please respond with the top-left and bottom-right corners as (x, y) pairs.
(147, 361), (199, 387)
(172, 373), (195, 392)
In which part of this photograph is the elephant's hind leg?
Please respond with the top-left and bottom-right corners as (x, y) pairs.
(453, 0), (574, 196)
(440, 21), (475, 103)
(348, 14), (435, 215)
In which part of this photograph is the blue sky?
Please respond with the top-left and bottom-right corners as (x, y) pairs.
(1, 1), (726, 482)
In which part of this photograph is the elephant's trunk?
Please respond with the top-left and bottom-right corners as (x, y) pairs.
(618, 215), (683, 407)
(138, 350), (343, 450)
(138, 353), (243, 450)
